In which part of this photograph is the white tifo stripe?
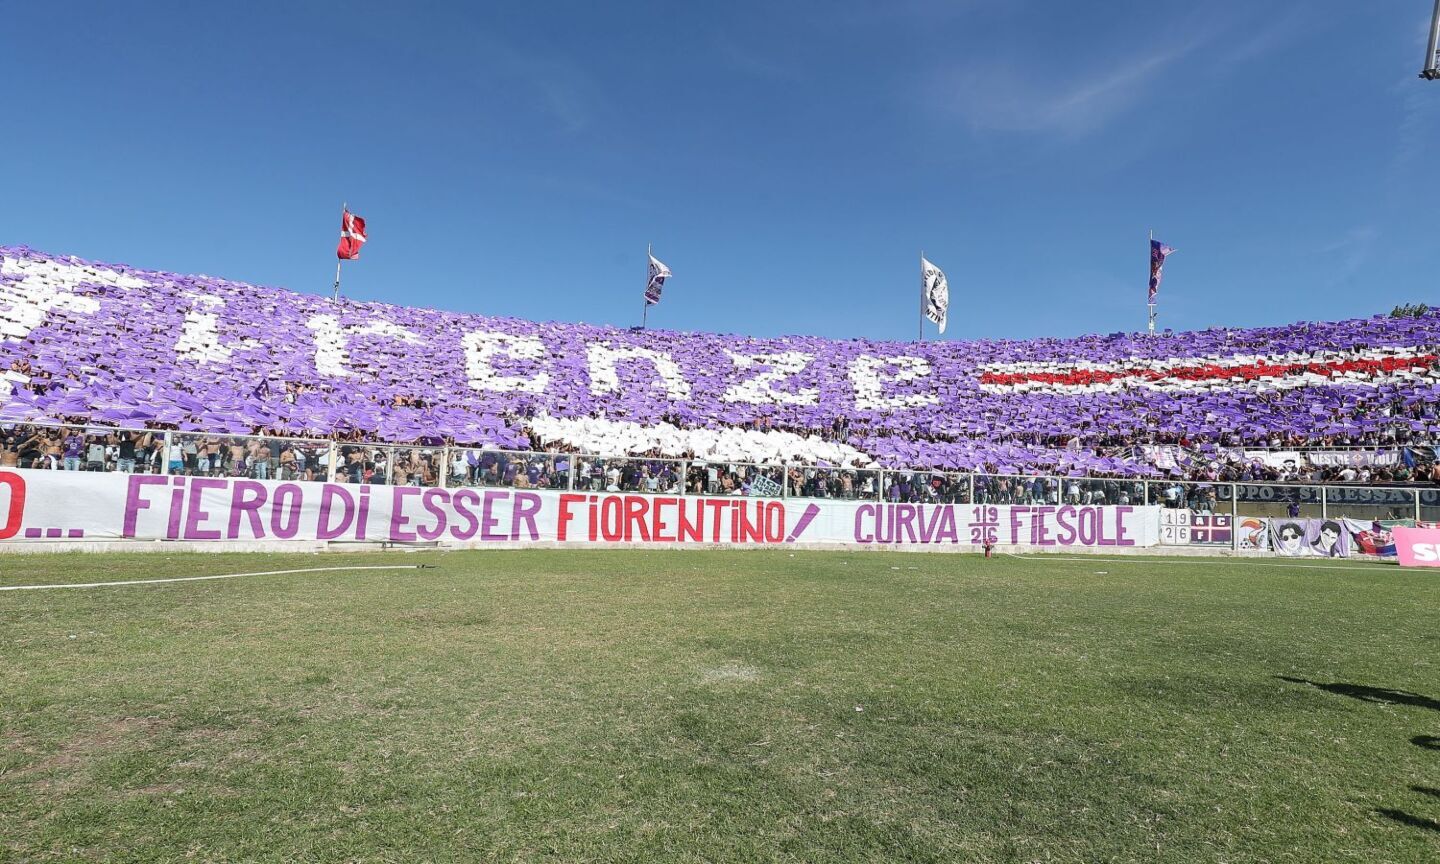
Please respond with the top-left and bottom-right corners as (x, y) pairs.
(976, 346), (1437, 394)
(0, 565), (424, 592)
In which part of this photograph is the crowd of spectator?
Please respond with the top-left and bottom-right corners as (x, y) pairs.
(0, 425), (156, 472)
(1128, 440), (1440, 487)
(5, 421), (1440, 509)
(967, 476), (1151, 507)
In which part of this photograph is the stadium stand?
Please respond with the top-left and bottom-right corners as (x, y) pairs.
(2, 245), (1439, 483)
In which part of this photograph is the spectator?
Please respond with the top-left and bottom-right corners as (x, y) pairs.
(84, 435), (107, 472)
(62, 429), (85, 471)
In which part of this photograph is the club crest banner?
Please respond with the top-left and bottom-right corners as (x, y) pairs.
(1343, 518), (1407, 557)
(1159, 510), (1233, 546)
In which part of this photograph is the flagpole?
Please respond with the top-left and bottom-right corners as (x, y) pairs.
(1424, 0), (1440, 79)
(1147, 229), (1155, 336)
(642, 244), (650, 329)
(918, 250), (924, 343)
(332, 201), (347, 302)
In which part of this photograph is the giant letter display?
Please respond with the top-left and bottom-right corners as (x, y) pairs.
(0, 469), (1160, 549)
(6, 246), (1440, 479)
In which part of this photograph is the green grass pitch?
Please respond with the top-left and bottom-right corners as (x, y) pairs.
(2, 550), (1438, 862)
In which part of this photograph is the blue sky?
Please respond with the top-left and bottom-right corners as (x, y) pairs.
(3, 1), (1438, 342)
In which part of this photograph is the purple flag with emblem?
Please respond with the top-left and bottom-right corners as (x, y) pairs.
(1149, 239), (1175, 303)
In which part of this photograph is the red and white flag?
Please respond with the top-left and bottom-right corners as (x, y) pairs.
(336, 210), (367, 260)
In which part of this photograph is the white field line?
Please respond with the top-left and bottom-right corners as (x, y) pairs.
(997, 553), (1400, 573)
(0, 565), (426, 592)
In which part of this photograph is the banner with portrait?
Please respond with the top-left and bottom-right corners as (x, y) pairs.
(1268, 518), (1350, 558)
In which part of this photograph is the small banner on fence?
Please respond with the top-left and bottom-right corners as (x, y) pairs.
(749, 475), (783, 498)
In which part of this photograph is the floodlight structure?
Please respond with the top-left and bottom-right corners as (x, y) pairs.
(1424, 0), (1440, 79)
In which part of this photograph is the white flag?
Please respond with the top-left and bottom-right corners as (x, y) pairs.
(644, 251), (672, 306)
(921, 256), (949, 334)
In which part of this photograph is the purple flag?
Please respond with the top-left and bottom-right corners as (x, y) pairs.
(1149, 239), (1175, 304)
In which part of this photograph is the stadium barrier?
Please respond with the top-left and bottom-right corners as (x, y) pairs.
(1, 422), (1430, 501)
(0, 423), (1431, 558)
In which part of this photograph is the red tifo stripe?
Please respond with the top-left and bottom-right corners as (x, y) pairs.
(978, 354), (1437, 388)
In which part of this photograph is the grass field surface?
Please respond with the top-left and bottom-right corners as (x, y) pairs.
(2, 550), (1438, 862)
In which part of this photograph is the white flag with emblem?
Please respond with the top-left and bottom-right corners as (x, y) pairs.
(644, 251), (672, 306)
(921, 256), (949, 334)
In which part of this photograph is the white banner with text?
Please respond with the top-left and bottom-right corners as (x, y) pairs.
(0, 469), (1160, 549)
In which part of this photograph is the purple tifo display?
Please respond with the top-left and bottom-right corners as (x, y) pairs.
(2, 245), (1438, 476)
